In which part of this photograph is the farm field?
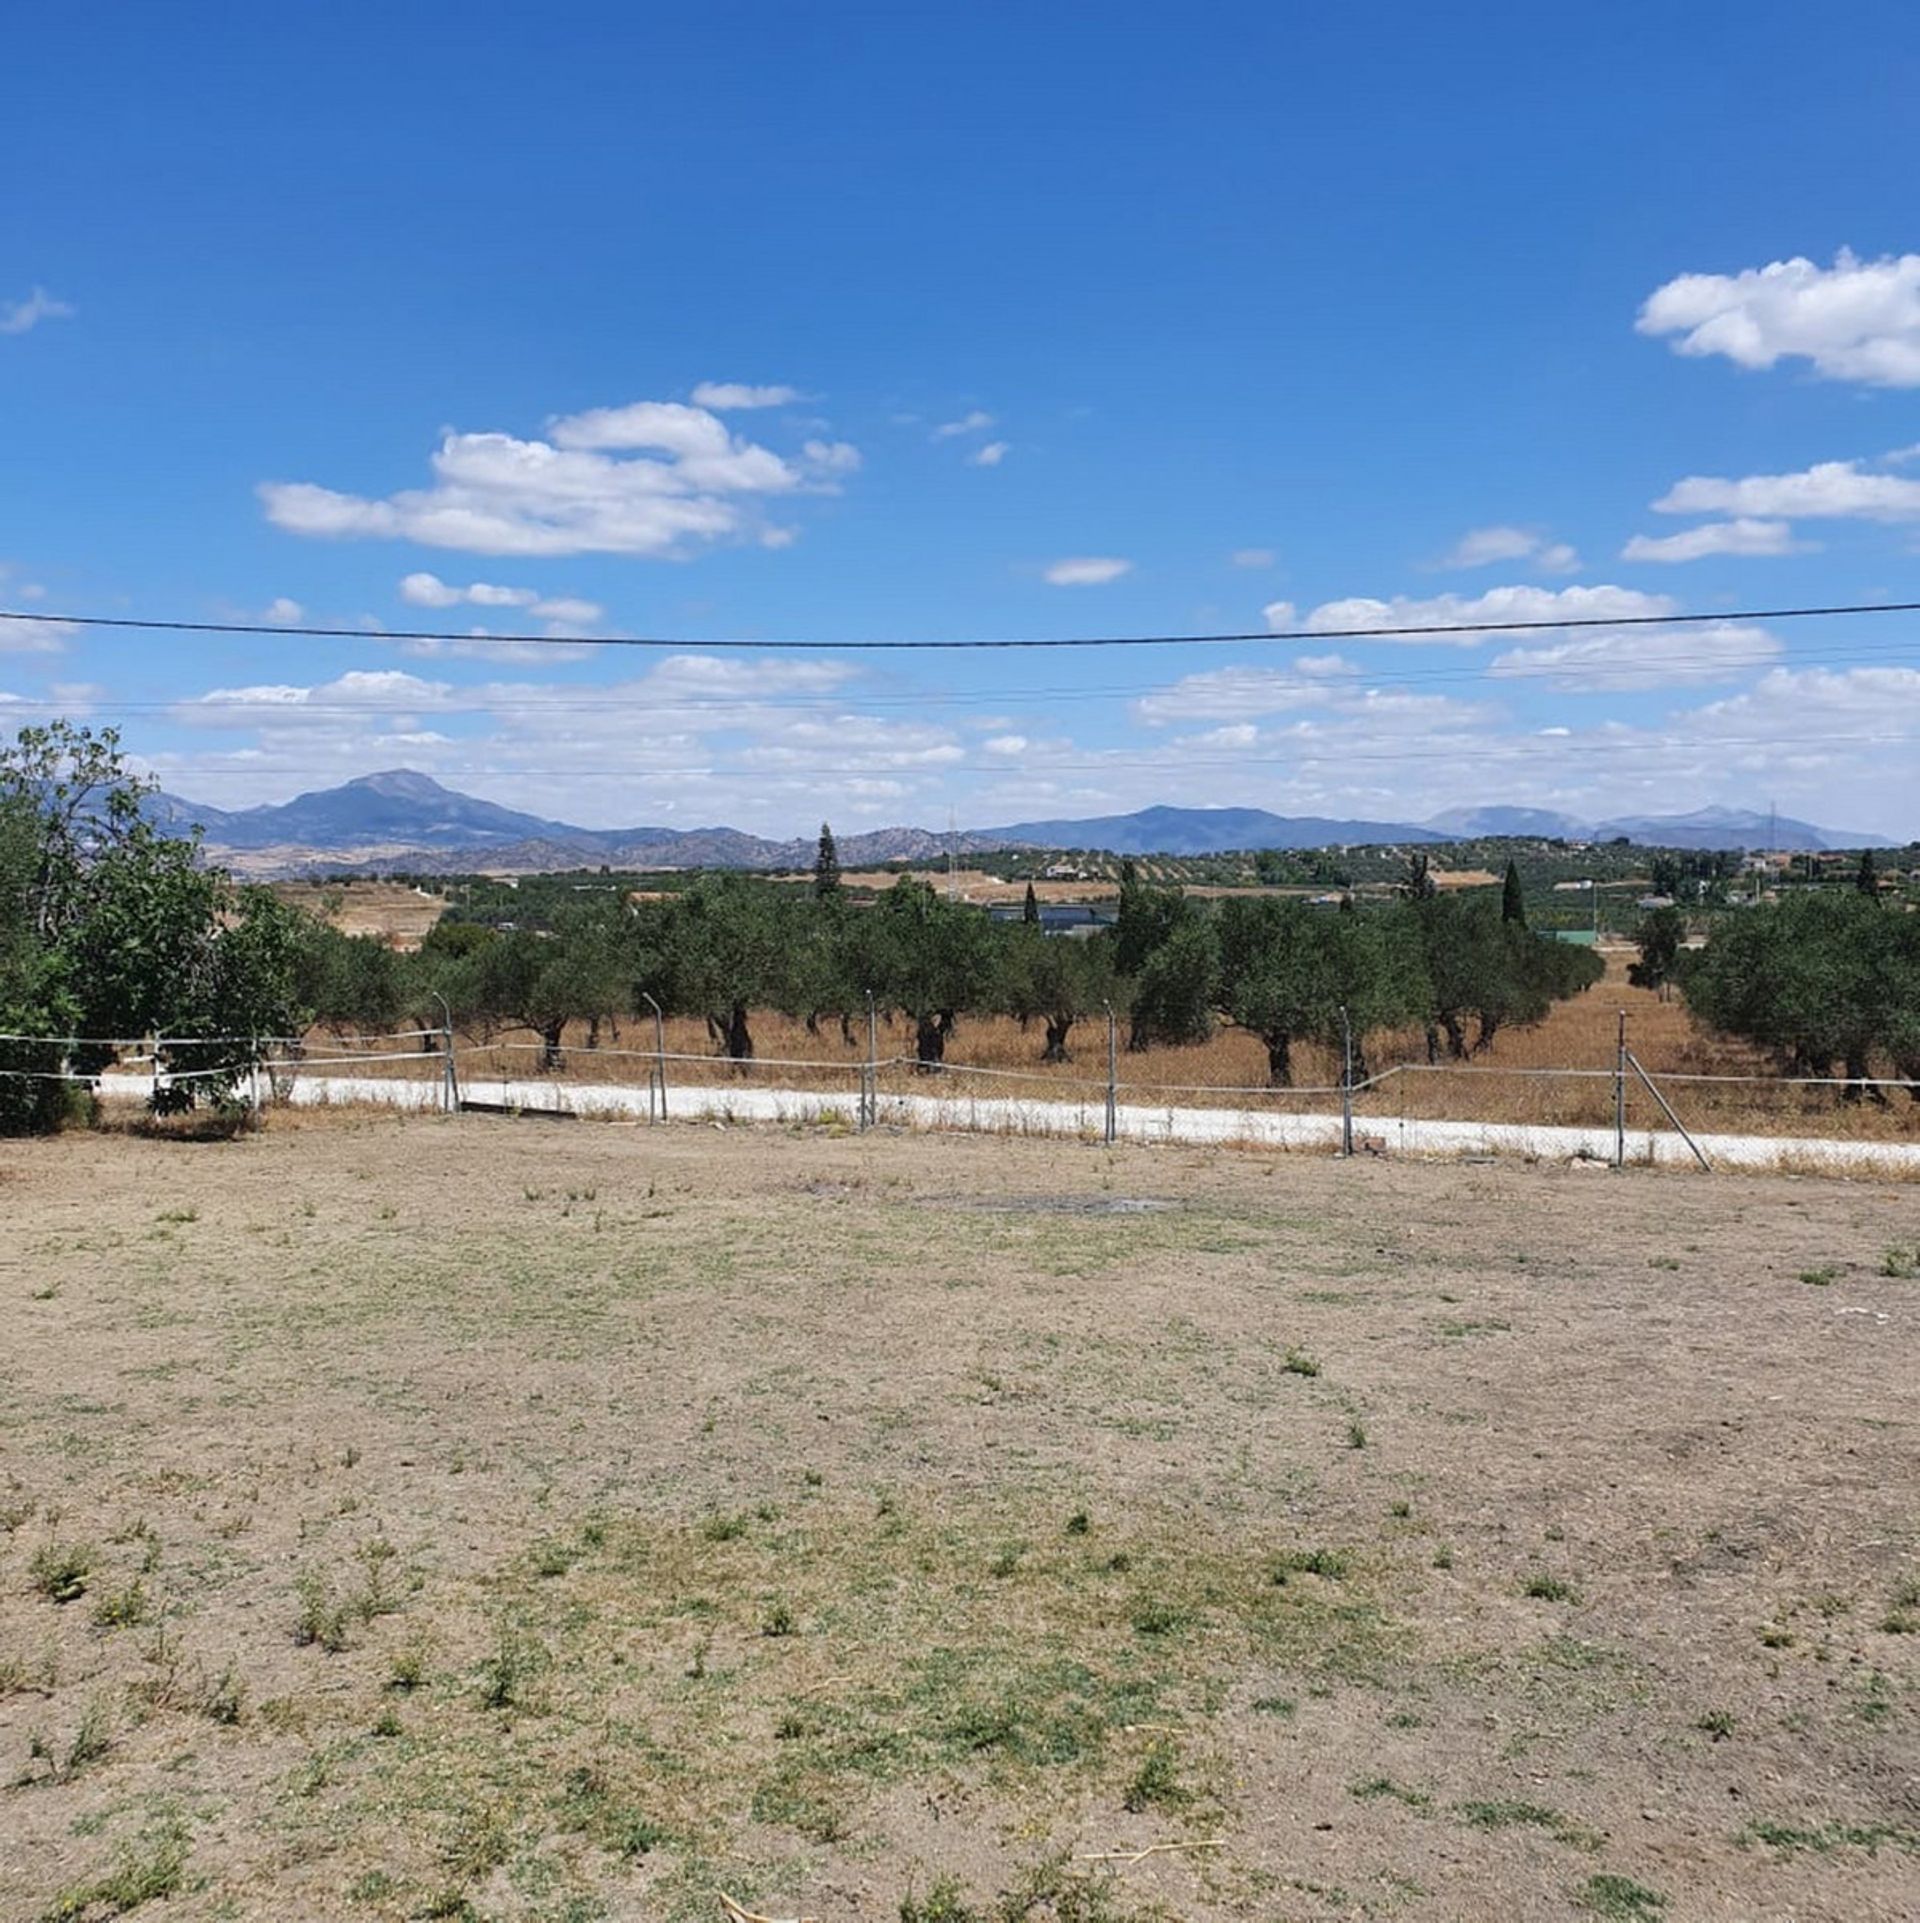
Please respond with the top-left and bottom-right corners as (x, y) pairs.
(3, 1120), (1917, 1920)
(375, 953), (1920, 1147)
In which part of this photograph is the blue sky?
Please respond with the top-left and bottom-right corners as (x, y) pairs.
(4, 1), (1919, 837)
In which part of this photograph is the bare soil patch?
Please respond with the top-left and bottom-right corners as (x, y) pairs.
(270, 882), (449, 950)
(1, 1119), (1916, 1921)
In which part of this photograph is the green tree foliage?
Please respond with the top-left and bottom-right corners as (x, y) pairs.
(1501, 859), (1526, 926)
(813, 822), (841, 900)
(862, 878), (995, 1066)
(638, 877), (796, 1062)
(1409, 895), (1600, 1061)
(0, 723), (307, 1128)
(1857, 848), (1879, 897)
(1626, 906), (1684, 994)
(295, 925), (407, 1036)
(998, 928), (1117, 1061)
(1126, 918), (1217, 1051)
(1114, 862), (1195, 977)
(1684, 892), (1920, 1096)
(1214, 898), (1427, 1085)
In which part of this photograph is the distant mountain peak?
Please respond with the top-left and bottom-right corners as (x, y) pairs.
(348, 769), (456, 799)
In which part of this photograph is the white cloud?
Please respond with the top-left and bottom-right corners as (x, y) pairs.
(398, 572), (604, 624)
(982, 734), (1029, 755)
(970, 441), (1010, 467)
(1134, 666), (1343, 724)
(0, 615), (72, 654)
(1638, 249), (1920, 387)
(690, 381), (801, 410)
(1438, 525), (1580, 573)
(1488, 622), (1780, 691)
(932, 409), (994, 439)
(262, 398), (854, 557)
(1440, 525), (1532, 567)
(1652, 460), (1920, 523)
(1621, 518), (1805, 563)
(801, 438), (861, 474)
(263, 597), (305, 625)
(527, 596), (603, 627)
(1042, 556), (1132, 587)
(1230, 548), (1275, 569)
(1261, 600), (1299, 630)
(1301, 583), (1675, 644)
(0, 287), (74, 336)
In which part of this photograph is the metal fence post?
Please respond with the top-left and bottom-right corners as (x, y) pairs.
(1104, 1001), (1118, 1147)
(1339, 1004), (1354, 1157)
(1627, 1051), (1713, 1173)
(861, 989), (877, 1131)
(430, 993), (459, 1113)
(1613, 1008), (1627, 1170)
(642, 992), (667, 1122)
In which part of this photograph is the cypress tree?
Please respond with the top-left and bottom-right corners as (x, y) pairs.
(1022, 881), (1040, 925)
(1856, 848), (1879, 897)
(1501, 858), (1526, 925)
(813, 822), (841, 900)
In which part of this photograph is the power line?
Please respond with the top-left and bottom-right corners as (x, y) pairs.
(5, 597), (1920, 652)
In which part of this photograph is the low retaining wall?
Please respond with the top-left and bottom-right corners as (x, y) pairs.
(275, 1073), (1920, 1178)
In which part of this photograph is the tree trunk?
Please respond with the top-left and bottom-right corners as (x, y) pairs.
(1441, 1013), (1468, 1060)
(1265, 1031), (1294, 1087)
(1424, 1024), (1441, 1066)
(1042, 1014), (1074, 1063)
(723, 1002), (754, 1065)
(914, 1012), (953, 1069)
(586, 1014), (601, 1051)
(840, 1011), (857, 1048)
(1842, 1050), (1885, 1104)
(1472, 1012), (1501, 1055)
(804, 1010), (820, 1037)
(1349, 1039), (1372, 1086)
(538, 1018), (565, 1073)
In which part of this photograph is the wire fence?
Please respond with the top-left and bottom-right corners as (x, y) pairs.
(11, 1012), (1920, 1175)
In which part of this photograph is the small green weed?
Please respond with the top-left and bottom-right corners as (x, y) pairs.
(1283, 1348), (1322, 1378)
(1351, 1775), (1430, 1808)
(1523, 1573), (1577, 1603)
(292, 1571), (350, 1652)
(29, 1541), (93, 1604)
(1274, 1547), (1349, 1583)
(899, 1875), (979, 1923)
(91, 1580), (149, 1630)
(1799, 1266), (1838, 1287)
(1123, 1743), (1185, 1812)
(1575, 1873), (1667, 1919)
(38, 1835), (185, 1922)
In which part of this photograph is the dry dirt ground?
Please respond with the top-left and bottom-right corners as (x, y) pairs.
(1, 1118), (1916, 1923)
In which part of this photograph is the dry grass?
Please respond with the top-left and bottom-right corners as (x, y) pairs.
(270, 881), (449, 951)
(1, 1123), (1916, 1921)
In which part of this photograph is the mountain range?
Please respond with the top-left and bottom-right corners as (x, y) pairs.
(145, 770), (1897, 875)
